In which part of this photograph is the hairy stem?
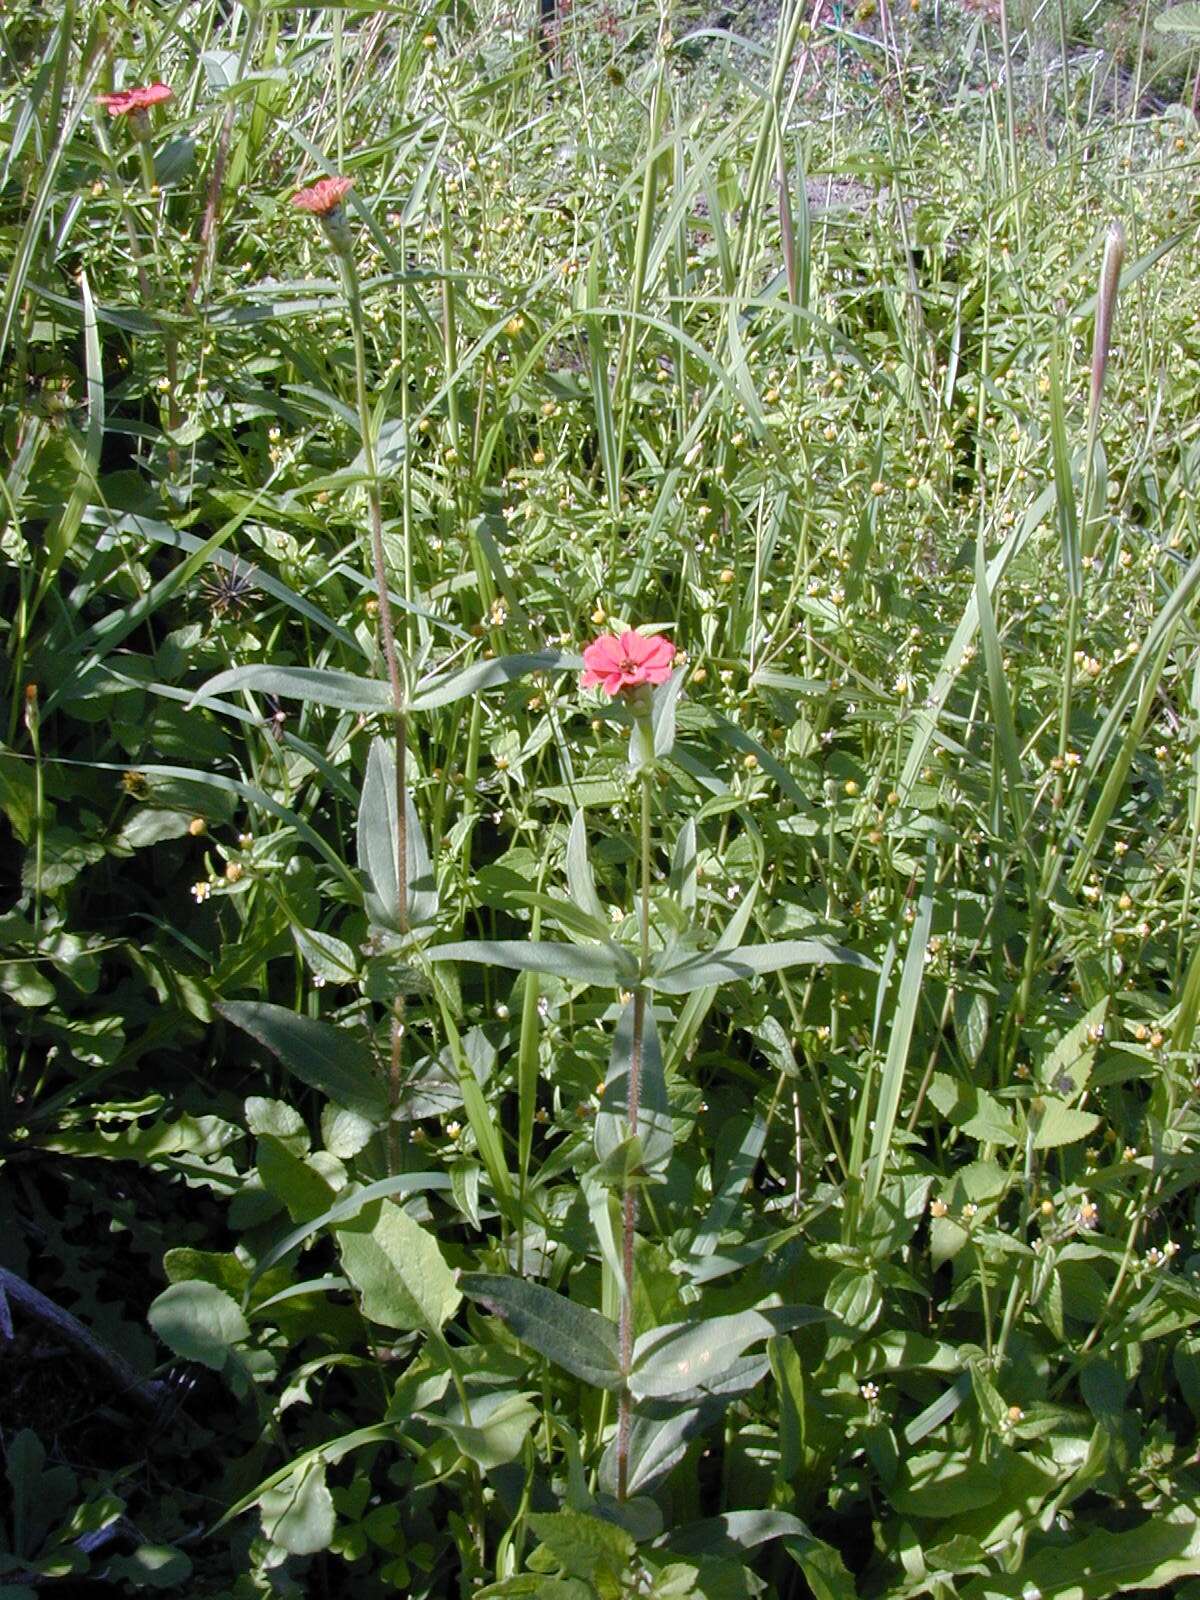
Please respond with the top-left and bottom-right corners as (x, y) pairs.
(339, 242), (410, 1171)
(617, 745), (654, 1501)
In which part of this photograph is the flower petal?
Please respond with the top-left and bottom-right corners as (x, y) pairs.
(640, 635), (676, 671)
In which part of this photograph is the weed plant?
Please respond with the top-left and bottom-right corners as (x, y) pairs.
(3, 0), (1200, 1593)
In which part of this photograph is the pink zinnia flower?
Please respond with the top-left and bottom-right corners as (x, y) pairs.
(292, 175), (354, 217)
(97, 83), (173, 116)
(581, 629), (676, 697)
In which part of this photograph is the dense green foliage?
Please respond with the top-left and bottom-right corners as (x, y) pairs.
(4, 0), (1200, 1593)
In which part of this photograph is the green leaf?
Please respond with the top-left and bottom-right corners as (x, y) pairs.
(1154, 2), (1200, 31)
(245, 1096), (309, 1150)
(420, 1392), (539, 1471)
(357, 737), (438, 932)
(928, 1074), (1020, 1146)
(566, 810), (606, 927)
(824, 1267), (882, 1334)
(475, 1581), (592, 1599)
(603, 1404), (715, 1498)
(103, 1547), (194, 1589)
(650, 938), (874, 995)
(1030, 1097), (1101, 1150)
(336, 1200), (461, 1332)
(256, 1134), (337, 1223)
(960, 1501), (1200, 1599)
(1049, 338), (1081, 597)
(38, 1111), (239, 1165)
(248, 1171), (454, 1288)
(460, 1273), (623, 1389)
(5, 1430), (75, 1560)
(190, 664), (393, 713)
(148, 1280), (250, 1370)
(527, 1509), (634, 1583)
(219, 1001), (387, 1121)
(888, 1448), (1000, 1517)
(595, 996), (673, 1180)
(687, 1114), (767, 1263)
(652, 667), (687, 759)
(955, 990), (991, 1067)
(630, 1308), (823, 1400)
(321, 1104), (375, 1160)
(862, 846), (934, 1206)
(260, 1458), (335, 1557)
(1039, 1001), (1105, 1095)
(670, 1511), (812, 1558)
(785, 1536), (858, 1600)
(428, 939), (635, 986)
(410, 651), (577, 711)
(670, 818), (698, 910)
(295, 927), (359, 985)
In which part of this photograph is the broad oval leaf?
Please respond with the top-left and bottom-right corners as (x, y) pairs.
(148, 1280), (250, 1371)
(259, 1458), (335, 1557)
(419, 1391), (539, 1471)
(337, 1199), (461, 1332)
(460, 1273), (622, 1390)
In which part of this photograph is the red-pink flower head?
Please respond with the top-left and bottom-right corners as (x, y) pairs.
(581, 629), (676, 698)
(292, 175), (354, 217)
(97, 83), (173, 116)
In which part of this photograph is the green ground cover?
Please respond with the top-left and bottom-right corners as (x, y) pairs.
(4, 0), (1200, 1592)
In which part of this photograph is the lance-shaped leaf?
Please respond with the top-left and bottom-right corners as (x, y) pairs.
(409, 651), (578, 712)
(189, 664), (394, 713)
(670, 819), (698, 910)
(336, 1199), (460, 1332)
(565, 810), (606, 928)
(357, 736), (437, 932)
(460, 1273), (622, 1390)
(428, 939), (636, 987)
(594, 996), (673, 1180)
(652, 666), (687, 759)
(649, 938), (875, 996)
(630, 1307), (824, 1400)
(219, 1002), (387, 1121)
(601, 1401), (720, 1497)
